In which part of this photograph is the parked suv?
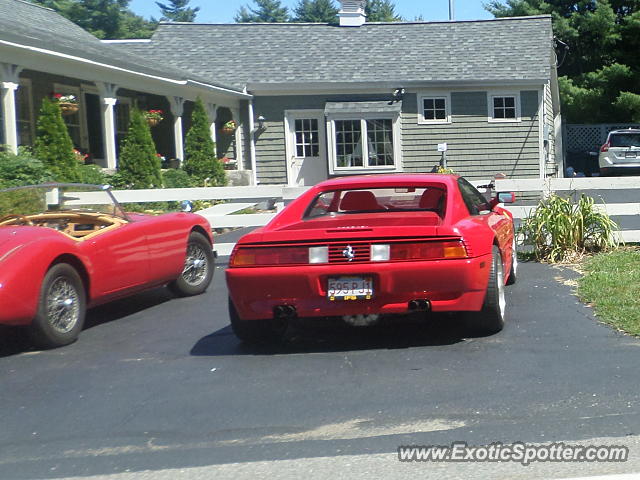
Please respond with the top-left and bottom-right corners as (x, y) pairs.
(599, 128), (640, 175)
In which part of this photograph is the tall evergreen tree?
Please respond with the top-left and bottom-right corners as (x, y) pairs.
(33, 0), (157, 39)
(118, 109), (162, 189)
(33, 98), (81, 183)
(485, 0), (640, 122)
(235, 0), (290, 22)
(156, 0), (199, 22)
(184, 98), (226, 186)
(293, 0), (339, 22)
(365, 0), (402, 22)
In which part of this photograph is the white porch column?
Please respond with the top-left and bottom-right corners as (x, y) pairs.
(231, 107), (244, 173)
(0, 63), (23, 154)
(169, 96), (185, 164)
(205, 102), (217, 157)
(247, 100), (257, 182)
(97, 82), (119, 169)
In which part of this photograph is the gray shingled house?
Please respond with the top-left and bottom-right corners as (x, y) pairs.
(0, 0), (249, 170)
(1, 0), (561, 186)
(114, 0), (562, 186)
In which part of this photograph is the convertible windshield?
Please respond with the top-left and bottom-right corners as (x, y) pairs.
(304, 186), (446, 219)
(0, 184), (127, 220)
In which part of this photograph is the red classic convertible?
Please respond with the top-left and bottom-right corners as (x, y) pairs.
(226, 174), (517, 343)
(0, 183), (215, 348)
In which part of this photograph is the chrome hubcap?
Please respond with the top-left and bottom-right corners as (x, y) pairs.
(46, 278), (80, 334)
(182, 244), (209, 286)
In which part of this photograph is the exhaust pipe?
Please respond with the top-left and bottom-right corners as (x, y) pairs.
(274, 304), (297, 319)
(408, 299), (431, 312)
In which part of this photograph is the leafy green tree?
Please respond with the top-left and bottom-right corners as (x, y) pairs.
(33, 0), (157, 39)
(365, 0), (402, 21)
(33, 98), (81, 183)
(293, 0), (339, 22)
(156, 0), (199, 22)
(485, 0), (640, 122)
(117, 109), (162, 188)
(235, 0), (290, 22)
(184, 98), (226, 186)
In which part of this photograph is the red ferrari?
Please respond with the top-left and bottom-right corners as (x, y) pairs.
(226, 174), (517, 343)
(0, 183), (215, 348)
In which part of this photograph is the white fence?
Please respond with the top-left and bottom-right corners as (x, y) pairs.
(105, 177), (640, 255)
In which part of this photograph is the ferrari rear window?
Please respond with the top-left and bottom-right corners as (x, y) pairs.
(304, 186), (446, 219)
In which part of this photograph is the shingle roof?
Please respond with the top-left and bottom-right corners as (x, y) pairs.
(116, 16), (553, 90)
(0, 0), (243, 93)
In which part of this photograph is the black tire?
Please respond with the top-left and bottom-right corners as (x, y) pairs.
(506, 237), (518, 285)
(169, 232), (214, 297)
(466, 246), (506, 335)
(29, 263), (86, 349)
(228, 297), (287, 344)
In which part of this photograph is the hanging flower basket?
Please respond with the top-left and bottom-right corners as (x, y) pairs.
(143, 109), (164, 127)
(52, 93), (79, 116)
(59, 103), (79, 116)
(221, 120), (237, 135)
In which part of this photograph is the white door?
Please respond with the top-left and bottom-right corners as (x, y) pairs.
(285, 111), (327, 186)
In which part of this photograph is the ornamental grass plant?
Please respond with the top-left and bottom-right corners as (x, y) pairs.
(519, 193), (618, 262)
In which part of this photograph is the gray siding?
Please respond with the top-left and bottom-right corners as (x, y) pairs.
(402, 90), (541, 181)
(253, 94), (390, 185)
(253, 90), (542, 185)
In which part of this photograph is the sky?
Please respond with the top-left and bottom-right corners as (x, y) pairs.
(129, 0), (494, 24)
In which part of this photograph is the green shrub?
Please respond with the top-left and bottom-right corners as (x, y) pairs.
(33, 97), (81, 182)
(77, 164), (107, 185)
(519, 193), (619, 262)
(184, 97), (226, 186)
(162, 168), (195, 188)
(0, 147), (53, 188)
(118, 109), (162, 189)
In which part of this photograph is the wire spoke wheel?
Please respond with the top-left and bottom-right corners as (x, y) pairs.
(169, 232), (214, 297)
(182, 243), (209, 286)
(46, 277), (81, 334)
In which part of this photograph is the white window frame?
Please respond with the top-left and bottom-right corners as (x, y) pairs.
(417, 92), (451, 124)
(487, 92), (521, 123)
(326, 112), (401, 175)
(17, 78), (34, 146)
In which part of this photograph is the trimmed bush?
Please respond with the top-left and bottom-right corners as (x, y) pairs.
(118, 108), (162, 189)
(162, 168), (195, 188)
(33, 97), (80, 182)
(184, 97), (226, 186)
(0, 147), (52, 188)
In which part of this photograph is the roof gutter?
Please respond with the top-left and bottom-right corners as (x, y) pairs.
(246, 79), (551, 94)
(0, 39), (250, 99)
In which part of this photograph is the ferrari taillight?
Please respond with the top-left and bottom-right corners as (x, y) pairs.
(230, 246), (310, 266)
(389, 240), (467, 260)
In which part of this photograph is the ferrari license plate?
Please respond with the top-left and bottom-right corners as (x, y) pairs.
(328, 276), (373, 301)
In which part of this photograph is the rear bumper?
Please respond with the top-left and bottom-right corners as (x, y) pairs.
(226, 254), (492, 320)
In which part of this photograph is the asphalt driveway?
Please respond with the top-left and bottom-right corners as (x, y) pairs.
(0, 259), (639, 480)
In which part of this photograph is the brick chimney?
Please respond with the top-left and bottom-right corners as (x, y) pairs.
(338, 0), (366, 27)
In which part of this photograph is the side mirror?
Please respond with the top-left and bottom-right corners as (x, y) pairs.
(496, 192), (515, 204)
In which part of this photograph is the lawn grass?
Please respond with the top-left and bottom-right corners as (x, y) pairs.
(577, 247), (640, 335)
